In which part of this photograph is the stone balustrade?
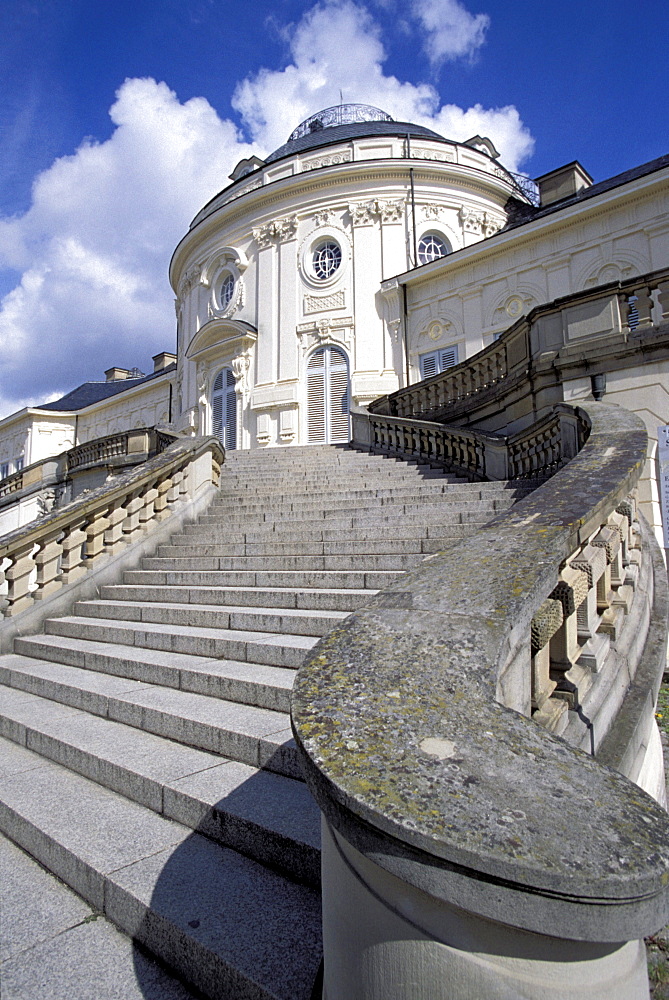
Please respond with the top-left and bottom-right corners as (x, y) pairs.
(353, 402), (588, 482)
(0, 427), (180, 541)
(292, 401), (669, 999)
(64, 426), (174, 473)
(372, 266), (669, 428)
(0, 468), (25, 500)
(0, 436), (222, 619)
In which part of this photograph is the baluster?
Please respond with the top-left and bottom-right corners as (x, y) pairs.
(530, 598), (562, 728)
(33, 527), (64, 600)
(60, 517), (88, 585)
(657, 279), (669, 323)
(139, 483), (159, 531)
(569, 544), (610, 672)
(0, 556), (8, 613)
(632, 286), (653, 329)
(4, 540), (36, 616)
(85, 509), (110, 564)
(154, 477), (172, 521)
(178, 464), (191, 503)
(548, 566), (592, 706)
(167, 469), (183, 505)
(122, 490), (145, 541)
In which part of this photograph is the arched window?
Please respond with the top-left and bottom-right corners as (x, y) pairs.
(418, 233), (450, 265)
(307, 346), (350, 444)
(212, 368), (237, 450)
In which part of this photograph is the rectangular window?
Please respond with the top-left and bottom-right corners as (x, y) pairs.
(0, 463), (9, 480)
(14, 457), (24, 472)
(419, 346), (459, 380)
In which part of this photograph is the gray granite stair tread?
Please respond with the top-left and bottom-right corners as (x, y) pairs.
(0, 692), (320, 851)
(0, 833), (200, 1000)
(0, 741), (322, 1000)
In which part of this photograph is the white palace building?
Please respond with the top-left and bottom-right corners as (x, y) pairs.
(1, 102), (668, 533)
(2, 105), (669, 999)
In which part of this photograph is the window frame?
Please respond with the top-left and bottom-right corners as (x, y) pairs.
(417, 232), (451, 266)
(418, 345), (459, 380)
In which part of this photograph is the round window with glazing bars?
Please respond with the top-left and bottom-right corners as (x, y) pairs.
(221, 272), (235, 308)
(312, 240), (342, 280)
(417, 233), (450, 265)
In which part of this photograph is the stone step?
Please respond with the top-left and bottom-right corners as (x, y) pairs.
(141, 551), (427, 571)
(217, 476), (461, 494)
(0, 688), (320, 886)
(0, 832), (201, 1000)
(44, 615), (318, 668)
(102, 583), (375, 613)
(212, 483), (526, 503)
(74, 599), (349, 637)
(206, 494), (509, 515)
(12, 634), (294, 711)
(154, 537), (461, 559)
(123, 568), (400, 589)
(173, 522), (476, 543)
(0, 655), (300, 778)
(196, 504), (497, 525)
(0, 738), (322, 1000)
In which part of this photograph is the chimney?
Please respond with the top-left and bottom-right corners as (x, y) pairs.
(152, 351), (177, 373)
(104, 367), (132, 382)
(535, 161), (593, 207)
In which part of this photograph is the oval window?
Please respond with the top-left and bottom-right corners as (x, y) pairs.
(312, 240), (342, 280)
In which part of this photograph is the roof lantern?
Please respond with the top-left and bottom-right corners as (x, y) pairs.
(287, 104), (393, 142)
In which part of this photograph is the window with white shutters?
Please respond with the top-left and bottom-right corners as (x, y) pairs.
(307, 346), (350, 444)
(419, 346), (458, 380)
(212, 368), (237, 450)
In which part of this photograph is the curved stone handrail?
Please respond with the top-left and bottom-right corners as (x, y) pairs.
(291, 402), (669, 945)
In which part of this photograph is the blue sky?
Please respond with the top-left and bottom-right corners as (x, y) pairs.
(0, 0), (668, 418)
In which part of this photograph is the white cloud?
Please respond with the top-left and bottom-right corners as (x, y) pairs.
(233, 1), (531, 168)
(0, 1), (533, 418)
(0, 78), (255, 414)
(411, 0), (489, 65)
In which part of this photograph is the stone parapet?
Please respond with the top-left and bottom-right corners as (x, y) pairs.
(0, 436), (223, 624)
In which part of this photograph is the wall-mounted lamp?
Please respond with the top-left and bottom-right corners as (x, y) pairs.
(591, 373), (607, 401)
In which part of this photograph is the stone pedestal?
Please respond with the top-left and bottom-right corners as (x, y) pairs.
(321, 821), (649, 1000)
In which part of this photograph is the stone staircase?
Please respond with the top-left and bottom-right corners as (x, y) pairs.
(0, 445), (536, 1000)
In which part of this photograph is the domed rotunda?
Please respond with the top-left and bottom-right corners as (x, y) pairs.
(169, 103), (531, 450)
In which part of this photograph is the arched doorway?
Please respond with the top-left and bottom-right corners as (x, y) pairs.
(212, 368), (237, 450)
(307, 346), (350, 444)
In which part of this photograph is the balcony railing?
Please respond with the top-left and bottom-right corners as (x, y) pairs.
(372, 267), (669, 427)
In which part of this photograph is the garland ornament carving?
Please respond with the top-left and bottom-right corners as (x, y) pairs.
(410, 146), (456, 162)
(303, 151), (352, 171)
(313, 208), (335, 227)
(253, 215), (298, 247)
(387, 318), (402, 344)
(177, 266), (202, 299)
(459, 207), (504, 238)
(348, 199), (405, 226)
(231, 353), (252, 396)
